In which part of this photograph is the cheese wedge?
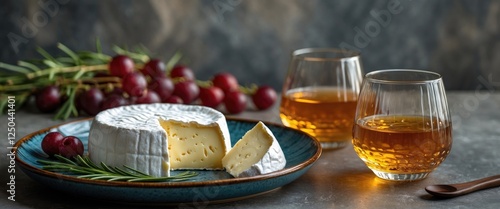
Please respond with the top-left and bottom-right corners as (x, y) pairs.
(88, 103), (231, 177)
(222, 121), (286, 177)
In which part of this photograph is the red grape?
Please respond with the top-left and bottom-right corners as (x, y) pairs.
(109, 55), (135, 78)
(122, 72), (147, 97)
(135, 90), (161, 104)
(252, 86), (277, 110)
(58, 136), (84, 159)
(199, 86), (224, 108)
(163, 95), (184, 104)
(79, 88), (105, 116)
(100, 94), (129, 111)
(212, 73), (239, 93)
(173, 81), (199, 104)
(36, 86), (62, 113)
(148, 77), (174, 100)
(224, 91), (247, 114)
(41, 132), (65, 157)
(141, 59), (166, 78)
(170, 65), (195, 81)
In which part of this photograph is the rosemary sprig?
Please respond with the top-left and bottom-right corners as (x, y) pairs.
(38, 155), (197, 182)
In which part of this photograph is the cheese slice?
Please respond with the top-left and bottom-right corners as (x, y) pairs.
(222, 121), (286, 177)
(88, 103), (231, 177)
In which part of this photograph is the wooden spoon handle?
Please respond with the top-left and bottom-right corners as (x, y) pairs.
(455, 175), (500, 194)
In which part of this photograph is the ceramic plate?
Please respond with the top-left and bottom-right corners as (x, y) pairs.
(15, 118), (321, 205)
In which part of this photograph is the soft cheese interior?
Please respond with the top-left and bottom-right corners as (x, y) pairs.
(159, 120), (227, 169)
(88, 104), (231, 177)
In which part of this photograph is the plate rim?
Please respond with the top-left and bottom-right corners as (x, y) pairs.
(14, 117), (322, 188)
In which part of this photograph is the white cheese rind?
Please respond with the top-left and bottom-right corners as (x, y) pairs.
(88, 103), (231, 177)
(222, 121), (286, 177)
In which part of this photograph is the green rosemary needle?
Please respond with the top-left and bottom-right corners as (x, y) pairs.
(37, 155), (197, 182)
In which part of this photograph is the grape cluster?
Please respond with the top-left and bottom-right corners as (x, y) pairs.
(35, 55), (277, 116)
(41, 132), (84, 159)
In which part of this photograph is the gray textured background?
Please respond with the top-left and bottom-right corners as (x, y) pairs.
(1, 0), (500, 91)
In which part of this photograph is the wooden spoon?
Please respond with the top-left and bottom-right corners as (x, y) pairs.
(425, 175), (500, 198)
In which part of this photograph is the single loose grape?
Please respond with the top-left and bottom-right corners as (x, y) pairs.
(109, 55), (135, 78)
(100, 94), (129, 111)
(148, 77), (174, 101)
(252, 86), (277, 110)
(79, 88), (105, 116)
(58, 136), (84, 159)
(35, 86), (61, 113)
(199, 86), (224, 108)
(212, 73), (239, 93)
(173, 81), (199, 104)
(122, 72), (147, 97)
(41, 132), (65, 157)
(141, 59), (166, 78)
(224, 91), (247, 114)
(135, 90), (161, 104)
(170, 65), (195, 81)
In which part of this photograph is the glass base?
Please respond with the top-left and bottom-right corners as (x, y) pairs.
(320, 141), (349, 149)
(371, 170), (430, 181)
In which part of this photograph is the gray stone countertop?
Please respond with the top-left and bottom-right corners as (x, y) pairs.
(1, 91), (500, 209)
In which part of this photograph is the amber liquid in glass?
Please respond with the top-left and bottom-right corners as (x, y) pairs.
(280, 87), (358, 145)
(352, 115), (452, 174)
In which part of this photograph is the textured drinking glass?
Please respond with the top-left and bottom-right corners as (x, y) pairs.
(280, 48), (364, 149)
(352, 69), (452, 181)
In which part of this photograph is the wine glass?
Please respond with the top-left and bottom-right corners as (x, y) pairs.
(352, 69), (452, 181)
(279, 48), (364, 149)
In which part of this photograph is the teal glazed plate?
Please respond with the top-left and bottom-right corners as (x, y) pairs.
(15, 118), (321, 205)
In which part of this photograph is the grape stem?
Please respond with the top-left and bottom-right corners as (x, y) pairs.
(193, 80), (258, 95)
(25, 64), (108, 79)
(0, 75), (121, 92)
(238, 84), (259, 95)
